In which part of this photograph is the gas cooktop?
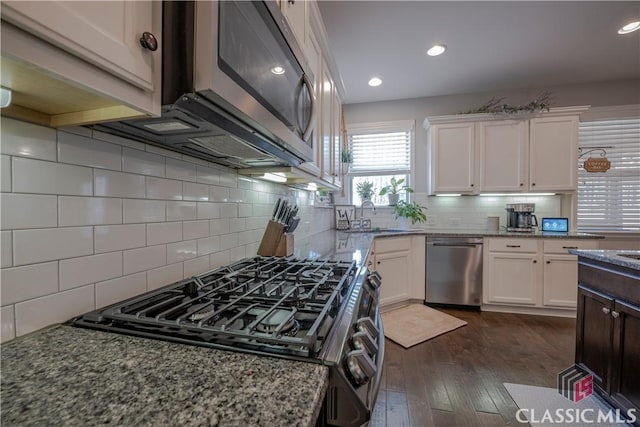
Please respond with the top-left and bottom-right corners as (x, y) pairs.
(73, 257), (358, 359)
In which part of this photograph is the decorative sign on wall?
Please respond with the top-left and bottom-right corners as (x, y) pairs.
(578, 147), (612, 173)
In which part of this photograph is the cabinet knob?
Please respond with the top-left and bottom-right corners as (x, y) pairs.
(602, 307), (611, 315)
(288, 0), (296, 4)
(546, 260), (551, 264)
(612, 311), (620, 319)
(532, 183), (536, 186)
(533, 260), (537, 263)
(520, 183), (524, 187)
(139, 32), (158, 51)
(470, 184), (474, 187)
(377, 261), (381, 265)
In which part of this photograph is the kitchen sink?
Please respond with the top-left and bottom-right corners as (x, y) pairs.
(617, 253), (640, 260)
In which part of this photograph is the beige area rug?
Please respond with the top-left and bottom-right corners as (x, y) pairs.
(381, 304), (467, 348)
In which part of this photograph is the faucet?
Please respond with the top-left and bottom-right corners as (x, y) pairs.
(359, 200), (376, 229)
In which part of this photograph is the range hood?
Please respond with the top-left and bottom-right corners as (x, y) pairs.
(92, 94), (307, 169)
(238, 167), (340, 191)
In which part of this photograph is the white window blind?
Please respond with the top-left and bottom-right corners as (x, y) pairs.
(349, 130), (411, 172)
(577, 117), (640, 231)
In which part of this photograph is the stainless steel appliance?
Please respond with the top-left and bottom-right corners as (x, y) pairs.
(93, 1), (315, 169)
(506, 203), (538, 232)
(73, 257), (383, 427)
(425, 237), (483, 308)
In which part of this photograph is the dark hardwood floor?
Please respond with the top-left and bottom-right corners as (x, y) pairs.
(372, 308), (576, 427)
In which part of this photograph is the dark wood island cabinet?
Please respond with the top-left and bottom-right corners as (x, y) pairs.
(573, 250), (640, 424)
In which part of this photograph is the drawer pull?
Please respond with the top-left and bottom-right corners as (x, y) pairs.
(612, 311), (620, 319)
(546, 260), (551, 264)
(533, 260), (537, 263)
(602, 307), (611, 315)
(563, 246), (578, 249)
(506, 245), (521, 248)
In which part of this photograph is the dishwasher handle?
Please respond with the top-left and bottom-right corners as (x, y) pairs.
(431, 242), (482, 248)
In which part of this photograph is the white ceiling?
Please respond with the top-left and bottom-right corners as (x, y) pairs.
(317, 1), (640, 104)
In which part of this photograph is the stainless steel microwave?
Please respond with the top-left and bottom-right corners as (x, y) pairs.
(95, 1), (315, 168)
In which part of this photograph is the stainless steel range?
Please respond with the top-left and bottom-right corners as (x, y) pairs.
(73, 256), (384, 426)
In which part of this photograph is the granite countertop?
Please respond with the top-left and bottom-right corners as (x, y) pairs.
(568, 249), (640, 271)
(1, 326), (328, 427)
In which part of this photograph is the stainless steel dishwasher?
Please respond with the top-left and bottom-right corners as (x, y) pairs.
(425, 237), (483, 308)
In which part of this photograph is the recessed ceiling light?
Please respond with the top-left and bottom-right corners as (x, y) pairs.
(368, 77), (382, 87)
(270, 66), (285, 75)
(427, 44), (446, 56)
(618, 21), (640, 34)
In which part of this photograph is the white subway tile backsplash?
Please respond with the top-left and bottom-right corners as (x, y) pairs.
(183, 182), (209, 201)
(1, 193), (57, 230)
(183, 220), (210, 240)
(228, 188), (245, 203)
(94, 169), (145, 198)
(1, 305), (16, 343)
(220, 203), (238, 218)
(146, 176), (183, 200)
(95, 272), (147, 308)
(123, 147), (165, 177)
(238, 204), (253, 218)
(183, 255), (210, 278)
(167, 201), (196, 221)
(13, 227), (93, 265)
(59, 252), (122, 290)
(196, 165), (220, 185)
(58, 196), (122, 226)
(219, 172), (237, 188)
(238, 230), (260, 246)
(197, 202), (220, 220)
(1, 155), (11, 192)
(58, 131), (121, 170)
(13, 157), (93, 196)
(219, 233), (239, 251)
(147, 222), (182, 245)
(210, 250), (231, 269)
(209, 186), (230, 202)
(14, 285), (95, 336)
(1, 231), (12, 268)
(166, 158), (197, 182)
(210, 218), (230, 235)
(58, 126), (92, 137)
(197, 236), (220, 256)
(95, 224), (146, 253)
(123, 245), (166, 275)
(123, 199), (166, 223)
(0, 117), (57, 161)
(167, 240), (197, 264)
(145, 144), (182, 160)
(229, 218), (246, 233)
(0, 261), (58, 305)
(92, 130), (146, 151)
(229, 246), (246, 262)
(147, 263), (183, 291)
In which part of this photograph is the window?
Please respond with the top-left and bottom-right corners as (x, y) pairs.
(347, 121), (414, 206)
(577, 116), (640, 231)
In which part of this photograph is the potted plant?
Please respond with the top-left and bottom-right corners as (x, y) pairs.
(378, 177), (414, 206)
(341, 148), (353, 174)
(355, 180), (375, 201)
(393, 200), (427, 228)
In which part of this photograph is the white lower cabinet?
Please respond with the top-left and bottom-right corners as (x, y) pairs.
(368, 235), (425, 308)
(483, 238), (600, 314)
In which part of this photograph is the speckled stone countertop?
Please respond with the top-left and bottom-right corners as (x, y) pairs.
(568, 249), (640, 271)
(1, 326), (328, 427)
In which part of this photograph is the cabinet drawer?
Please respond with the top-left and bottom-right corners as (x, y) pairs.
(374, 236), (411, 253)
(544, 239), (599, 254)
(488, 238), (538, 253)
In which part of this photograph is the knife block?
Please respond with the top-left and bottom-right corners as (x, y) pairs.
(257, 220), (294, 257)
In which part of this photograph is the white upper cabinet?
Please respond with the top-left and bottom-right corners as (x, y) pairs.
(478, 120), (529, 192)
(280, 0), (308, 50)
(424, 106), (589, 195)
(1, 0), (161, 127)
(529, 115), (579, 192)
(428, 122), (476, 193)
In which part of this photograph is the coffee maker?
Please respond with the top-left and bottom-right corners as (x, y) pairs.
(506, 203), (538, 232)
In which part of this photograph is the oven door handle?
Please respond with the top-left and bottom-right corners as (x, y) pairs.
(370, 311), (385, 408)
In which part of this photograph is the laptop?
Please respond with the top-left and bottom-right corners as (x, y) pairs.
(541, 217), (569, 235)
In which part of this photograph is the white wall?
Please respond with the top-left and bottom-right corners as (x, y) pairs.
(340, 79), (640, 223)
(0, 117), (333, 342)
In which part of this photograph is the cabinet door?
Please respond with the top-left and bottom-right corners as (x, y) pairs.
(478, 120), (529, 192)
(529, 116), (579, 192)
(331, 90), (342, 188)
(376, 250), (411, 307)
(281, 0), (307, 50)
(576, 286), (614, 393)
(319, 64), (334, 183)
(429, 123), (476, 194)
(2, 1), (155, 91)
(486, 252), (539, 305)
(543, 254), (579, 308)
(611, 300), (640, 414)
